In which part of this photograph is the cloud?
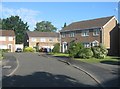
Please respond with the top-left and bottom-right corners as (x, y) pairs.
(1, 5), (41, 31)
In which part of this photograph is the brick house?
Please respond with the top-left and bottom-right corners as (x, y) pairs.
(0, 30), (15, 52)
(24, 31), (60, 51)
(60, 16), (119, 56)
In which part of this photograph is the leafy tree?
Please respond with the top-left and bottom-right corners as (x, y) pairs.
(91, 44), (108, 59)
(0, 19), (1, 27)
(2, 16), (29, 44)
(63, 22), (67, 27)
(78, 48), (93, 59)
(68, 42), (84, 58)
(62, 22), (67, 29)
(52, 43), (60, 53)
(34, 21), (57, 32)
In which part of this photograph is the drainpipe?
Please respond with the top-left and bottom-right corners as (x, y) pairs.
(101, 27), (104, 45)
(59, 32), (62, 52)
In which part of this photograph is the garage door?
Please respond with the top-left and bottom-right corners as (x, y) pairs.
(0, 45), (7, 49)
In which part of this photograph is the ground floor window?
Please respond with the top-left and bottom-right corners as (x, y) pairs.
(83, 42), (91, 48)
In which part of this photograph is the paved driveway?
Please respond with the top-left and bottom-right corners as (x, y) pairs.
(2, 53), (100, 87)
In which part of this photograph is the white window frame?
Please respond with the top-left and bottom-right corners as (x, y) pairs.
(0, 36), (6, 41)
(83, 43), (90, 48)
(61, 33), (66, 38)
(8, 37), (13, 41)
(31, 38), (37, 42)
(69, 32), (75, 37)
(40, 38), (46, 42)
(93, 29), (99, 36)
(81, 30), (89, 37)
(49, 38), (54, 42)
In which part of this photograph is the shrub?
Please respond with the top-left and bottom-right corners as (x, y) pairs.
(2, 49), (10, 52)
(0, 50), (3, 60)
(91, 44), (108, 59)
(24, 47), (36, 52)
(68, 42), (84, 58)
(78, 48), (93, 59)
(52, 43), (60, 53)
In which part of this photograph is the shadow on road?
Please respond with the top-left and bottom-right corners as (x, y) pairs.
(2, 71), (97, 87)
(100, 61), (120, 65)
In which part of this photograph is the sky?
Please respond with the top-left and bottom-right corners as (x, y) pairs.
(0, 2), (119, 31)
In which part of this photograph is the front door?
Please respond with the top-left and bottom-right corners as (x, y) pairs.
(8, 44), (12, 52)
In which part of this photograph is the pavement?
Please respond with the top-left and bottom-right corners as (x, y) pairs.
(46, 54), (120, 88)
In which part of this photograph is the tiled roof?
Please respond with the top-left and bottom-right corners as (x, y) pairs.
(0, 30), (15, 36)
(26, 31), (59, 37)
(60, 16), (114, 32)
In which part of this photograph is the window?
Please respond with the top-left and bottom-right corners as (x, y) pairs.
(8, 37), (13, 41)
(40, 38), (46, 42)
(93, 29), (99, 36)
(81, 30), (89, 37)
(0, 36), (6, 41)
(69, 32), (75, 37)
(61, 33), (66, 38)
(49, 38), (54, 42)
(31, 38), (36, 42)
(83, 43), (90, 48)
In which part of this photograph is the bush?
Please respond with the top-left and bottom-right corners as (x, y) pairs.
(68, 42), (84, 58)
(52, 43), (60, 53)
(0, 50), (3, 59)
(24, 47), (36, 52)
(2, 49), (10, 52)
(78, 48), (93, 59)
(92, 44), (108, 59)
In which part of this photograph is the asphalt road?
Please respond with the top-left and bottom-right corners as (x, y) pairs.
(2, 53), (100, 87)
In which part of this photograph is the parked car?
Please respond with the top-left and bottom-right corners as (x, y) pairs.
(15, 48), (22, 52)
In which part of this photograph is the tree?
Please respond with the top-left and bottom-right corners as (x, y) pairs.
(0, 18), (2, 29)
(52, 43), (60, 53)
(34, 21), (57, 32)
(68, 42), (84, 58)
(2, 16), (29, 44)
(62, 22), (67, 29)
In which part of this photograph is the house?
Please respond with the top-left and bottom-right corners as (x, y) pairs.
(60, 16), (119, 56)
(0, 30), (15, 52)
(118, 23), (120, 57)
(24, 31), (60, 51)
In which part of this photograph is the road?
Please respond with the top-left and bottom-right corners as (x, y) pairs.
(2, 53), (100, 87)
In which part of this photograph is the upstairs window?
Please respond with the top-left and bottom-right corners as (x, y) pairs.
(61, 33), (66, 38)
(0, 36), (6, 41)
(93, 29), (99, 36)
(8, 37), (13, 41)
(81, 30), (89, 37)
(40, 38), (46, 42)
(31, 38), (36, 42)
(49, 38), (54, 42)
(69, 32), (75, 37)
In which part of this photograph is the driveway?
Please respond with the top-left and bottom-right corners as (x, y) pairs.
(2, 53), (100, 87)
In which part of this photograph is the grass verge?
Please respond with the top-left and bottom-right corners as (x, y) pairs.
(49, 52), (119, 63)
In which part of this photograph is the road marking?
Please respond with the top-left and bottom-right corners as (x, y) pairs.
(6, 56), (19, 76)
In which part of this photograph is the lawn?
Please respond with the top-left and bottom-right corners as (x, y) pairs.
(75, 56), (119, 63)
(48, 52), (69, 57)
(49, 52), (119, 63)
